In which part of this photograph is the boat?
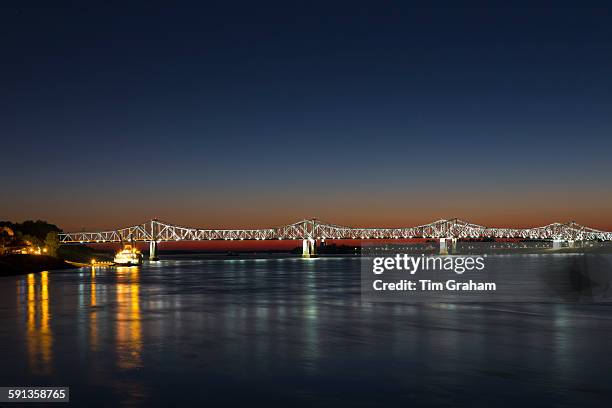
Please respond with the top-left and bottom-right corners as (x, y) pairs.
(113, 244), (143, 266)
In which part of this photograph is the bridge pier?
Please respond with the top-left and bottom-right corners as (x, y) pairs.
(552, 239), (578, 250)
(302, 238), (317, 258)
(149, 240), (159, 261)
(439, 238), (448, 255)
(451, 238), (458, 253)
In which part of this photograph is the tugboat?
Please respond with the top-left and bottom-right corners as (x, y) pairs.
(113, 243), (143, 266)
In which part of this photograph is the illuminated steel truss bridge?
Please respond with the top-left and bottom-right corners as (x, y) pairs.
(59, 218), (612, 259)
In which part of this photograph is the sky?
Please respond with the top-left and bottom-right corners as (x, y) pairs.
(2, 1), (612, 232)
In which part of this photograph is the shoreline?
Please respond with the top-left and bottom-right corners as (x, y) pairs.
(0, 254), (74, 277)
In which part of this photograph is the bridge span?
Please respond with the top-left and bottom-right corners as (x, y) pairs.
(58, 218), (612, 259)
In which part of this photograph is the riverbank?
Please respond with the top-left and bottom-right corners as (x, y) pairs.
(0, 254), (73, 277)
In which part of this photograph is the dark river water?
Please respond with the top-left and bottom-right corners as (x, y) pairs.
(1, 255), (611, 407)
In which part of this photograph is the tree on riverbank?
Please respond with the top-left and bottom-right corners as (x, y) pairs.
(1, 220), (107, 262)
(0, 227), (15, 255)
(0, 220), (60, 241)
(0, 220), (61, 256)
(44, 232), (60, 257)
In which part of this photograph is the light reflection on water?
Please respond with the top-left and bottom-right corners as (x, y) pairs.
(1, 255), (612, 406)
(18, 272), (53, 375)
(90, 267), (97, 351)
(115, 267), (142, 370)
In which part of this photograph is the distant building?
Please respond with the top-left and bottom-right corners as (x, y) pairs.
(0, 227), (47, 255)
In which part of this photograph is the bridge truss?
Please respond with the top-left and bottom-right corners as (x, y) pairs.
(58, 218), (612, 244)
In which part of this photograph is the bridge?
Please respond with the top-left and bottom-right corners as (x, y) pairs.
(58, 218), (612, 259)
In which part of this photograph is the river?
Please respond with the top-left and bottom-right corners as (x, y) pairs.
(0, 255), (611, 406)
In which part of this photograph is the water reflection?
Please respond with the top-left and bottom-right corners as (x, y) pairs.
(115, 267), (142, 370)
(90, 267), (98, 351)
(3, 255), (612, 407)
(20, 272), (53, 375)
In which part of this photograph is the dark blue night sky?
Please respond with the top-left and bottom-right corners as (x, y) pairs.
(2, 2), (612, 231)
